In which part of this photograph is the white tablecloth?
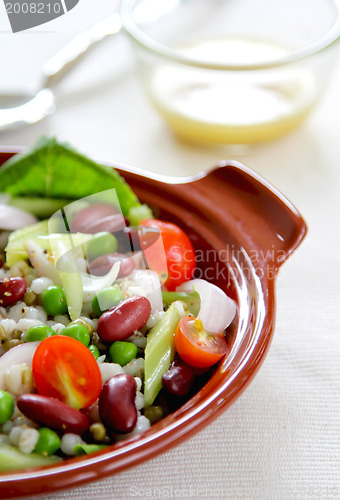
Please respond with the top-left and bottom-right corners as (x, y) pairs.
(0, 2), (339, 498)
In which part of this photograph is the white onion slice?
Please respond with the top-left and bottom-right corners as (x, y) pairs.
(128, 269), (163, 314)
(26, 239), (121, 304)
(82, 261), (120, 302)
(25, 239), (62, 285)
(0, 204), (37, 231)
(177, 279), (236, 334)
(0, 341), (40, 390)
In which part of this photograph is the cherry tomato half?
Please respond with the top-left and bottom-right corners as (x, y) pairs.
(32, 336), (102, 410)
(139, 218), (196, 291)
(175, 316), (228, 368)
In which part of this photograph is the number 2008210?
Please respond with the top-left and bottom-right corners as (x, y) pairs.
(5, 2), (62, 14)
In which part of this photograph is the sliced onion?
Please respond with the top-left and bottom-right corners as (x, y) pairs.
(25, 239), (62, 285)
(177, 279), (236, 334)
(0, 194), (10, 204)
(0, 204), (37, 231)
(26, 238), (121, 305)
(0, 341), (40, 390)
(82, 261), (120, 302)
(127, 269), (163, 314)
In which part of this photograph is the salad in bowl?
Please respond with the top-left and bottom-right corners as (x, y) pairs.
(0, 137), (236, 471)
(0, 137), (306, 498)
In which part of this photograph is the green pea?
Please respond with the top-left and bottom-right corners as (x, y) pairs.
(143, 405), (164, 425)
(86, 232), (117, 261)
(0, 390), (14, 424)
(41, 286), (68, 316)
(25, 324), (56, 342)
(62, 323), (90, 346)
(92, 285), (124, 317)
(109, 341), (138, 367)
(127, 204), (153, 226)
(34, 428), (60, 456)
(88, 344), (100, 359)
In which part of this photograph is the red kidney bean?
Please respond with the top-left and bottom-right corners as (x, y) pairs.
(89, 253), (135, 278)
(0, 277), (27, 307)
(117, 225), (160, 254)
(117, 227), (140, 253)
(99, 374), (137, 433)
(71, 203), (124, 234)
(71, 203), (117, 232)
(138, 225), (162, 252)
(97, 296), (151, 342)
(162, 359), (195, 397)
(192, 366), (211, 376)
(82, 401), (101, 424)
(88, 214), (126, 234)
(17, 394), (90, 434)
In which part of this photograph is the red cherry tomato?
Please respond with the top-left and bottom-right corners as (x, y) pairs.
(175, 316), (228, 368)
(32, 336), (102, 410)
(139, 218), (196, 291)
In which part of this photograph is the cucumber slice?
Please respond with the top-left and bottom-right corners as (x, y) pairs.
(0, 444), (61, 471)
(144, 302), (184, 407)
(50, 236), (85, 321)
(74, 444), (108, 456)
(162, 291), (200, 316)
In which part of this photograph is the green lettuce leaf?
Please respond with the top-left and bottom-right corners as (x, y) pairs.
(0, 136), (141, 216)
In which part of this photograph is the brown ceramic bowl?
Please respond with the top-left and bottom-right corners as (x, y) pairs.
(0, 150), (306, 498)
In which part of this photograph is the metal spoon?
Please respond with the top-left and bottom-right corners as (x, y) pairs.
(0, 12), (123, 131)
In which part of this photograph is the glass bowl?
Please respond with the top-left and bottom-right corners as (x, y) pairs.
(0, 149), (306, 498)
(121, 0), (340, 145)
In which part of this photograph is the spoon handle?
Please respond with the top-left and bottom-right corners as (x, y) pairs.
(42, 12), (122, 89)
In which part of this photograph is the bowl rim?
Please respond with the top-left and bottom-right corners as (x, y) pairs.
(121, 0), (340, 70)
(0, 151), (307, 498)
